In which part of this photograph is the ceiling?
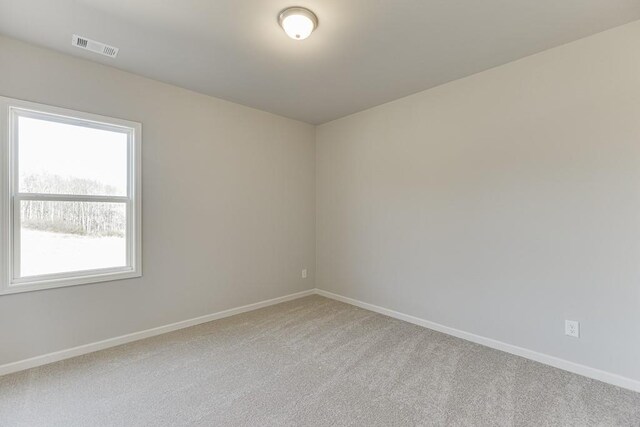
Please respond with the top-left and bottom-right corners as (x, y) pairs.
(1, 1), (639, 124)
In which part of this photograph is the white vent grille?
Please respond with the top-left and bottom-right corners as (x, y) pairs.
(72, 34), (119, 58)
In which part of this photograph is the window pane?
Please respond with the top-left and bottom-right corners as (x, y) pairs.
(19, 201), (127, 277)
(18, 116), (128, 196)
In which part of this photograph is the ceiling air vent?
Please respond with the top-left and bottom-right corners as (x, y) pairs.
(71, 34), (119, 58)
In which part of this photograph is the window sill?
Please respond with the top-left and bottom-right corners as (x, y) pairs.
(0, 269), (142, 295)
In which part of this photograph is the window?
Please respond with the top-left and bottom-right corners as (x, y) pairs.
(0, 97), (141, 294)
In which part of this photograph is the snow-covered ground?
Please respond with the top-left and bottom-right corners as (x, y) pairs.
(21, 229), (126, 277)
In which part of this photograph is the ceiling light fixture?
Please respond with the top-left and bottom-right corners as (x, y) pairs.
(278, 7), (318, 41)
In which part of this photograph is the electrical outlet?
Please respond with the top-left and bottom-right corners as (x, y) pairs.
(565, 320), (580, 338)
(302, 269), (308, 279)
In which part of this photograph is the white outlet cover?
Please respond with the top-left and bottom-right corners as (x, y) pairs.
(565, 320), (580, 338)
(302, 269), (308, 279)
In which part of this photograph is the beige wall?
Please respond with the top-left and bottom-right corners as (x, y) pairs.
(316, 21), (640, 381)
(0, 36), (316, 365)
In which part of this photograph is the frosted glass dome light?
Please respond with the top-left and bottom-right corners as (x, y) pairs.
(278, 7), (318, 41)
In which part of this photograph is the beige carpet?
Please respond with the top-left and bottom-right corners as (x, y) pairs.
(1, 295), (638, 426)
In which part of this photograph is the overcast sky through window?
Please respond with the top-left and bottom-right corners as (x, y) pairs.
(18, 116), (128, 195)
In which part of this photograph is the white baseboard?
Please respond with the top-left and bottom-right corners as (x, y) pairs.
(0, 289), (315, 377)
(3, 287), (638, 393)
(314, 288), (640, 393)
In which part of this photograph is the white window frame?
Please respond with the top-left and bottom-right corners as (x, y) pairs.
(0, 96), (142, 295)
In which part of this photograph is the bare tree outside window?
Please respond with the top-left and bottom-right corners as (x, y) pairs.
(15, 116), (130, 277)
